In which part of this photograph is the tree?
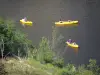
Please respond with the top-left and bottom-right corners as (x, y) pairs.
(0, 17), (32, 58)
(0, 35), (4, 59)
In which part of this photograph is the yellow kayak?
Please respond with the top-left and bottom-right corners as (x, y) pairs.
(20, 20), (33, 26)
(55, 20), (78, 27)
(66, 41), (79, 48)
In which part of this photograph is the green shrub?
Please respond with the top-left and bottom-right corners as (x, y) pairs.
(52, 57), (64, 68)
(87, 59), (100, 75)
(36, 37), (54, 64)
(76, 64), (94, 75)
(56, 64), (76, 75)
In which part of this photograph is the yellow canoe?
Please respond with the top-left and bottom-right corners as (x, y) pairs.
(55, 20), (78, 27)
(66, 41), (79, 48)
(20, 20), (33, 26)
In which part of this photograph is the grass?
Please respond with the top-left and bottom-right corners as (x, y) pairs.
(0, 58), (100, 75)
(1, 58), (52, 75)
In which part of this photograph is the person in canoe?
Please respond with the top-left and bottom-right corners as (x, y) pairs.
(21, 17), (27, 27)
(67, 39), (73, 43)
(66, 39), (79, 53)
(67, 39), (77, 44)
(22, 17), (27, 22)
(59, 19), (63, 23)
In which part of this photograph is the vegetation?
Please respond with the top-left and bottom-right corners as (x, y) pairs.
(0, 17), (100, 75)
